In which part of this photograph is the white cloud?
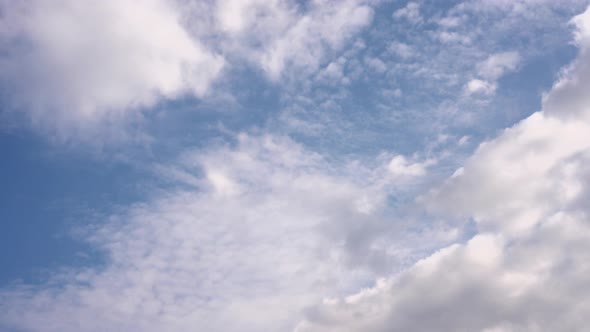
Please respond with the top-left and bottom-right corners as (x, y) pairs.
(210, 0), (374, 80)
(387, 41), (414, 59)
(437, 16), (463, 28)
(256, 0), (373, 80)
(364, 56), (388, 74)
(316, 58), (349, 85)
(465, 52), (520, 96)
(542, 7), (590, 120)
(387, 155), (430, 178)
(393, 2), (422, 25)
(457, 135), (470, 146)
(296, 5), (590, 332)
(436, 30), (471, 44)
(297, 218), (590, 331)
(0, 0), (224, 141)
(465, 79), (496, 95)
(435, 8), (590, 235)
(428, 111), (590, 234)
(477, 51), (521, 80)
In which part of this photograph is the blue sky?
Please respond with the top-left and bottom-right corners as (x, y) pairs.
(2, 0), (590, 331)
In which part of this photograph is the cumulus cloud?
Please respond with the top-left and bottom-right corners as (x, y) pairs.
(296, 5), (590, 332)
(0, 0), (224, 140)
(428, 111), (590, 234)
(297, 219), (590, 332)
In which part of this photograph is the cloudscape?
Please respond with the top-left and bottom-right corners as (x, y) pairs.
(1, 1), (590, 331)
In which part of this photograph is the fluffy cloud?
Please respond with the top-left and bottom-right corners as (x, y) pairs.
(297, 218), (590, 332)
(296, 5), (590, 332)
(428, 111), (590, 235)
(0, 0), (224, 140)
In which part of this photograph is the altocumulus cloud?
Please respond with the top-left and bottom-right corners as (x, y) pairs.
(0, 0), (224, 140)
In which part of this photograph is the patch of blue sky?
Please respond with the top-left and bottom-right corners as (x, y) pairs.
(0, 132), (136, 285)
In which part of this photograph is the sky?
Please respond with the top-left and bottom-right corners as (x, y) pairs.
(1, 0), (590, 331)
